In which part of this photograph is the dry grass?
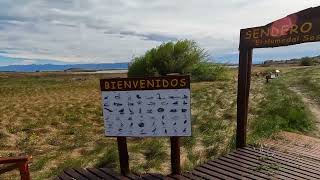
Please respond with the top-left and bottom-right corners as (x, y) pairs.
(0, 71), (238, 179)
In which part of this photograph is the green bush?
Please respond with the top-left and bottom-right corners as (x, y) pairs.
(128, 40), (208, 77)
(300, 57), (316, 66)
(191, 62), (228, 81)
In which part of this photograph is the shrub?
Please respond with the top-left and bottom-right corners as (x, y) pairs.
(300, 57), (315, 66)
(191, 62), (228, 82)
(128, 40), (208, 77)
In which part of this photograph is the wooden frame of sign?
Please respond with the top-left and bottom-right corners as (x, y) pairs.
(237, 6), (320, 148)
(100, 75), (191, 175)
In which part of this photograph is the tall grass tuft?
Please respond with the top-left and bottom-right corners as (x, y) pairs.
(249, 79), (315, 142)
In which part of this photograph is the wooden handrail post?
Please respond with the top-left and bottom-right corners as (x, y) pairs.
(19, 161), (30, 180)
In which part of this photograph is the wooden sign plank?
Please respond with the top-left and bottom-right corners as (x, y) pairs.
(240, 6), (320, 48)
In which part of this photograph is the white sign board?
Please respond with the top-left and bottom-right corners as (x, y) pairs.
(100, 76), (191, 137)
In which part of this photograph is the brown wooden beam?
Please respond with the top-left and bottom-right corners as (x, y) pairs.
(236, 47), (252, 148)
(117, 137), (130, 175)
(170, 137), (181, 175)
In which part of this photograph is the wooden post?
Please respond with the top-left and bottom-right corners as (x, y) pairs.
(117, 137), (130, 175)
(170, 137), (181, 175)
(236, 47), (252, 148)
(19, 161), (30, 180)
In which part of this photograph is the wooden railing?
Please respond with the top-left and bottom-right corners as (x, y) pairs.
(0, 156), (31, 180)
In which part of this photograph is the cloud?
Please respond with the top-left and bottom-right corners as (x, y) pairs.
(0, 0), (319, 64)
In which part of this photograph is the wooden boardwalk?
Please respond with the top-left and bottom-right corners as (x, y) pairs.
(56, 146), (320, 179)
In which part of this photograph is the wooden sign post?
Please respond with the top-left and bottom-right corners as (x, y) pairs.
(100, 76), (191, 175)
(237, 6), (320, 148)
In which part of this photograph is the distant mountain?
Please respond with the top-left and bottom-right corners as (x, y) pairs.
(0, 63), (129, 72)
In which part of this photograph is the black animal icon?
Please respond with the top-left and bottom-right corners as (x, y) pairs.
(129, 108), (134, 114)
(104, 108), (113, 112)
(173, 101), (178, 105)
(119, 108), (124, 114)
(169, 96), (179, 99)
(152, 128), (157, 133)
(136, 94), (142, 99)
(138, 122), (144, 127)
(170, 109), (177, 112)
(114, 102), (122, 106)
(182, 109), (187, 112)
(104, 96), (109, 100)
(183, 101), (188, 105)
(157, 108), (164, 112)
(156, 93), (165, 99)
(161, 102), (168, 105)
(183, 95), (188, 99)
(147, 102), (155, 106)
(183, 128), (187, 133)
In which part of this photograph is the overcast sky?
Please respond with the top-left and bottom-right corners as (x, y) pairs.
(0, 0), (320, 66)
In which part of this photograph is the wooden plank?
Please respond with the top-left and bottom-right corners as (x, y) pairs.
(99, 168), (121, 179)
(231, 151), (302, 180)
(207, 160), (264, 179)
(202, 162), (249, 179)
(125, 173), (142, 180)
(0, 156), (29, 164)
(63, 168), (88, 180)
(181, 172), (202, 180)
(244, 147), (320, 176)
(57, 172), (74, 180)
(219, 155), (281, 179)
(248, 146), (320, 167)
(234, 150), (312, 180)
(167, 174), (191, 180)
(148, 173), (166, 179)
(214, 157), (271, 179)
(192, 167), (221, 179)
(239, 148), (320, 179)
(87, 168), (118, 179)
(74, 168), (101, 179)
(136, 174), (160, 180)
